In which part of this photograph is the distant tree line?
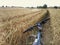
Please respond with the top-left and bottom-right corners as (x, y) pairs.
(0, 4), (60, 9)
(37, 4), (60, 9)
(26, 4), (47, 9)
(54, 6), (58, 9)
(37, 4), (47, 8)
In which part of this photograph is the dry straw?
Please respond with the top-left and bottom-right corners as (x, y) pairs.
(0, 9), (48, 45)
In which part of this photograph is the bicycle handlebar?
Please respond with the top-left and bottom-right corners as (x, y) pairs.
(23, 25), (36, 33)
(23, 18), (50, 33)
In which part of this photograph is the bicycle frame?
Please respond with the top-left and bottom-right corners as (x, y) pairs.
(33, 31), (41, 45)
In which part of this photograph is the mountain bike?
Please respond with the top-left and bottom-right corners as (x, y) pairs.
(23, 18), (50, 45)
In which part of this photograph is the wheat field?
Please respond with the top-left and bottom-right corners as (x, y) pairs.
(42, 8), (60, 45)
(0, 8), (48, 45)
(0, 8), (60, 45)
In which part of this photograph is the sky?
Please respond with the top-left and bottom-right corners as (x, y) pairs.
(0, 0), (60, 7)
